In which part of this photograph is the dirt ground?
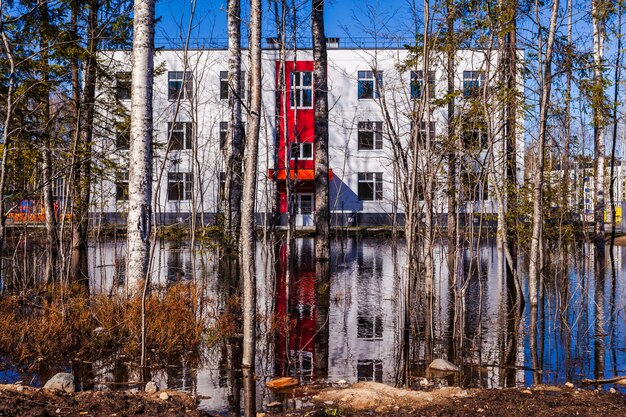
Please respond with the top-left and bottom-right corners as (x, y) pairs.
(266, 382), (626, 417)
(0, 384), (214, 417)
(2, 382), (626, 416)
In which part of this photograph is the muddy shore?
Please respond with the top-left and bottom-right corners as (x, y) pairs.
(2, 382), (626, 416)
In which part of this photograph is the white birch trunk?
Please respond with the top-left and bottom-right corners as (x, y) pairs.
(241, 0), (261, 415)
(529, 0), (559, 308)
(127, 0), (155, 291)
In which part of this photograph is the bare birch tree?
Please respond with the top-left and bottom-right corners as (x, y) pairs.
(592, 0), (607, 256)
(528, 0), (559, 308)
(127, 0), (155, 292)
(223, 0), (244, 246)
(240, 0), (262, 414)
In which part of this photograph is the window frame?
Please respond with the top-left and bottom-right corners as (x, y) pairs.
(115, 72), (131, 101)
(168, 71), (193, 101)
(290, 71), (313, 109)
(115, 171), (129, 201)
(167, 122), (193, 150)
(358, 172), (383, 201)
(410, 70), (436, 100)
(357, 121), (383, 150)
(357, 70), (383, 100)
(115, 126), (130, 151)
(290, 142), (314, 160)
(167, 172), (193, 201)
(410, 120), (436, 149)
(462, 70), (485, 98)
(220, 70), (247, 101)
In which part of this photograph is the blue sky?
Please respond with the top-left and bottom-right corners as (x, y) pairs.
(154, 0), (411, 46)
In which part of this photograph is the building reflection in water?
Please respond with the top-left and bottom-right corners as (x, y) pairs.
(21, 235), (619, 413)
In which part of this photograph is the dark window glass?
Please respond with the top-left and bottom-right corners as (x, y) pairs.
(410, 70), (435, 99)
(220, 70), (246, 100)
(168, 71), (193, 100)
(358, 70), (383, 99)
(357, 360), (383, 382)
(116, 72), (131, 100)
(358, 172), (383, 201)
(168, 122), (192, 150)
(290, 71), (313, 108)
(462, 130), (488, 149)
(358, 121), (383, 150)
(168, 172), (193, 201)
(411, 121), (436, 149)
(463, 70), (484, 98)
(115, 127), (130, 150)
(115, 171), (129, 201)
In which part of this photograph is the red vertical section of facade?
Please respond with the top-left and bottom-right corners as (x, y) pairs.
(275, 60), (315, 214)
(274, 241), (317, 380)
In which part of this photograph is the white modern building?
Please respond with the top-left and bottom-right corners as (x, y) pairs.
(92, 40), (524, 227)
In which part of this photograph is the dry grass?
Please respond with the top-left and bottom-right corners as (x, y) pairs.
(0, 283), (207, 367)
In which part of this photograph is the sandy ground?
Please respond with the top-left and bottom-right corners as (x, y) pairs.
(2, 382), (626, 416)
(265, 382), (626, 417)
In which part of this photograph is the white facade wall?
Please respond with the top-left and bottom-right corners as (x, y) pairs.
(92, 47), (523, 225)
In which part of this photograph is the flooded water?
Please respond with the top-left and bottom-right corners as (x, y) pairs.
(1, 236), (625, 413)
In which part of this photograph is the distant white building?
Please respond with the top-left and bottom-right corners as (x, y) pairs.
(91, 40), (524, 227)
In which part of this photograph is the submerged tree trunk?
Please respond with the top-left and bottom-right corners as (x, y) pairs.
(71, 0), (98, 286)
(240, 0), (262, 414)
(127, 0), (155, 291)
(528, 0), (559, 308)
(313, 0), (329, 259)
(223, 0), (244, 248)
(312, 0), (331, 381)
(592, 0), (606, 257)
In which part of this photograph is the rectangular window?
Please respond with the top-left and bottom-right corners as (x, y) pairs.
(220, 70), (246, 100)
(358, 172), (383, 201)
(358, 70), (383, 99)
(219, 121), (228, 150)
(115, 171), (129, 201)
(410, 70), (435, 99)
(168, 71), (193, 100)
(463, 70), (485, 98)
(290, 142), (313, 160)
(411, 121), (436, 149)
(357, 314), (383, 339)
(462, 129), (488, 149)
(358, 121), (383, 150)
(168, 122), (192, 150)
(167, 172), (193, 201)
(357, 360), (383, 383)
(290, 71), (313, 108)
(115, 72), (131, 100)
(115, 126), (130, 150)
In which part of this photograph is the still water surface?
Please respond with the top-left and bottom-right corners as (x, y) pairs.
(1, 236), (625, 413)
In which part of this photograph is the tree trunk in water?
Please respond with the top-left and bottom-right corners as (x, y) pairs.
(240, 0), (261, 414)
(127, 0), (155, 291)
(71, 0), (98, 287)
(592, 0), (606, 258)
(313, 0), (329, 259)
(529, 0), (559, 308)
(223, 0), (243, 248)
(312, 0), (331, 381)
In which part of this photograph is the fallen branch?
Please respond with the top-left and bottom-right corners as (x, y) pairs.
(581, 376), (626, 385)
